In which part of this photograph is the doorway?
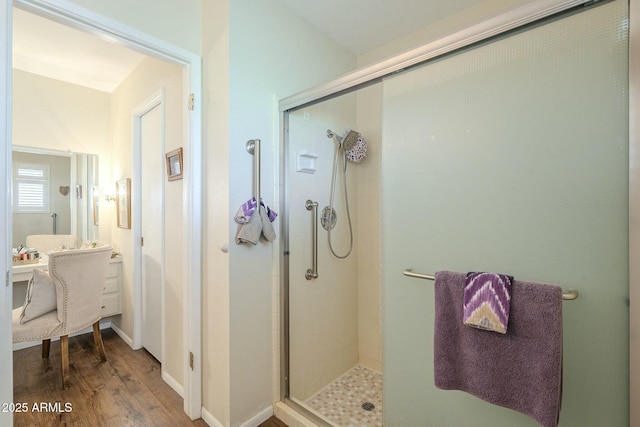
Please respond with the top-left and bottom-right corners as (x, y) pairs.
(1, 0), (203, 421)
(137, 94), (165, 363)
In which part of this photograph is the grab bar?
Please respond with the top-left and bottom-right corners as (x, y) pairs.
(51, 213), (57, 235)
(305, 200), (319, 280)
(246, 139), (261, 203)
(403, 269), (579, 300)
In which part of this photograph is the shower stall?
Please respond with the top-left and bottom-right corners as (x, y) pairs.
(281, 0), (629, 425)
(284, 86), (384, 426)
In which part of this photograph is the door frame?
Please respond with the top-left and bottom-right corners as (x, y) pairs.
(1, 0), (203, 420)
(133, 90), (166, 364)
(0, 2), (13, 426)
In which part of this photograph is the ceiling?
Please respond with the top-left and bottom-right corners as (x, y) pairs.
(12, 8), (145, 93)
(277, 0), (489, 55)
(12, 1), (488, 92)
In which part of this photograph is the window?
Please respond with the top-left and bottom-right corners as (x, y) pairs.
(13, 163), (50, 213)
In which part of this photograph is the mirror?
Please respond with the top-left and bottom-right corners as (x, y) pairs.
(12, 145), (99, 248)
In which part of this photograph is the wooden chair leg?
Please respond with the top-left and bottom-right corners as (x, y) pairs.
(93, 321), (107, 362)
(60, 335), (69, 390)
(42, 339), (51, 359)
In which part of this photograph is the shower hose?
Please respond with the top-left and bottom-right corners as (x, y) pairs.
(327, 144), (353, 259)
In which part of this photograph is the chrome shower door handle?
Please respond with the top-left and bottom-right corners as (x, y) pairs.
(305, 200), (319, 280)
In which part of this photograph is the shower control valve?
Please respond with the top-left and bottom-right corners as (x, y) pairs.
(321, 206), (337, 231)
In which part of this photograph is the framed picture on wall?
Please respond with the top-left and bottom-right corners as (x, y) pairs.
(166, 147), (183, 181)
(116, 178), (131, 229)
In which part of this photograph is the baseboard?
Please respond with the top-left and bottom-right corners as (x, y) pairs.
(201, 407), (224, 427)
(240, 406), (274, 427)
(197, 404), (273, 427)
(109, 322), (133, 348)
(161, 370), (184, 398)
(12, 320), (113, 351)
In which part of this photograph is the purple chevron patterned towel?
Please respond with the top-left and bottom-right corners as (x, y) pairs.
(234, 197), (259, 224)
(234, 197), (278, 224)
(463, 272), (513, 334)
(434, 271), (563, 427)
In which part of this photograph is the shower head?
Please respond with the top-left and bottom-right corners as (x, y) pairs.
(327, 129), (359, 151)
(342, 130), (359, 152)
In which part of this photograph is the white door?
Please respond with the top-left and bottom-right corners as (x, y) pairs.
(140, 103), (163, 362)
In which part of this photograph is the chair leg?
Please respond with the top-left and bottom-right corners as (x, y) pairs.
(60, 335), (69, 390)
(93, 321), (107, 362)
(42, 339), (51, 359)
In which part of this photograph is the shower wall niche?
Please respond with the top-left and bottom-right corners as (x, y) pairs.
(286, 83), (383, 414)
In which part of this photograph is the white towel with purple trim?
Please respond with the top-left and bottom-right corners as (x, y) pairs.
(235, 206), (276, 245)
(463, 272), (513, 334)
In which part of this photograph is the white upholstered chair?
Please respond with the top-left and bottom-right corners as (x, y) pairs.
(12, 245), (112, 389)
(25, 234), (78, 253)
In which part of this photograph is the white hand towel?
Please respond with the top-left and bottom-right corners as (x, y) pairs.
(235, 210), (262, 245)
(260, 206), (276, 242)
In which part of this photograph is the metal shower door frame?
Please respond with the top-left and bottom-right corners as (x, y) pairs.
(279, 0), (601, 421)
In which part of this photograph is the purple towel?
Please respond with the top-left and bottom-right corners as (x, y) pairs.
(434, 271), (563, 427)
(463, 272), (513, 334)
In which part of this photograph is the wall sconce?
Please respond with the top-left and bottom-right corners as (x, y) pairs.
(103, 183), (117, 203)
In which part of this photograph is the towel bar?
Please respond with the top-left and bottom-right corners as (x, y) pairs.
(403, 270), (579, 300)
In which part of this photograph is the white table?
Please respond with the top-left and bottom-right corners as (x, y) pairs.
(12, 256), (122, 317)
(12, 258), (48, 283)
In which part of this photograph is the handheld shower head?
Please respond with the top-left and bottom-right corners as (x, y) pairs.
(326, 129), (367, 163)
(327, 129), (358, 151)
(341, 130), (359, 151)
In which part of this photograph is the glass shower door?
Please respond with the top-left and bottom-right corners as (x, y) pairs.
(381, 1), (629, 425)
(286, 93), (361, 407)
(286, 84), (385, 425)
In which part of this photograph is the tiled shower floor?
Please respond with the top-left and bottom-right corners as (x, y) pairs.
(305, 365), (382, 427)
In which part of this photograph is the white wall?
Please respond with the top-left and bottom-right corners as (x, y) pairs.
(227, 0), (356, 420)
(12, 69), (112, 241)
(67, 0), (201, 54)
(202, 0), (231, 424)
(109, 56), (185, 385)
(355, 84), (383, 373)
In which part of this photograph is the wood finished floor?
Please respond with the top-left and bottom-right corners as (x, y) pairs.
(14, 328), (289, 426)
(258, 416), (288, 427)
(13, 328), (209, 427)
